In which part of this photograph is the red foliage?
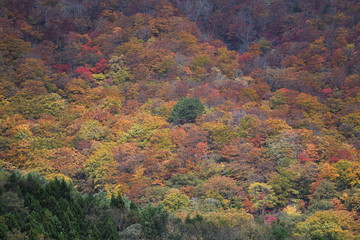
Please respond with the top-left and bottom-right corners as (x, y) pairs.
(298, 152), (312, 163)
(75, 66), (94, 81)
(243, 197), (255, 213)
(90, 58), (108, 74)
(53, 63), (72, 73)
(336, 149), (351, 160)
(263, 215), (277, 224)
(1, 0), (359, 222)
(238, 52), (252, 67)
(329, 156), (340, 164)
(278, 88), (290, 93)
(250, 135), (266, 147)
(75, 66), (92, 75)
(82, 45), (101, 55)
(321, 88), (333, 97)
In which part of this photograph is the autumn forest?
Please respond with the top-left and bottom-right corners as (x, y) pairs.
(0, 0), (359, 239)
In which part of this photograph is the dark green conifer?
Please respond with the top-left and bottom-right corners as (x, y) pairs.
(169, 98), (205, 124)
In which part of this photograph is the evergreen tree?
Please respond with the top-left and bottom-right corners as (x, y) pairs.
(169, 98), (205, 124)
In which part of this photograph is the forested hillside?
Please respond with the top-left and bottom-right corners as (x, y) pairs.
(0, 0), (359, 239)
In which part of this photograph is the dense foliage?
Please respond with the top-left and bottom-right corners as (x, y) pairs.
(0, 171), (286, 240)
(169, 97), (205, 124)
(0, 0), (359, 239)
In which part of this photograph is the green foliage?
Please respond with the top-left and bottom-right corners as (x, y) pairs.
(169, 98), (205, 124)
(273, 212), (304, 240)
(272, 223), (289, 240)
(270, 90), (287, 109)
(92, 73), (106, 81)
(190, 55), (212, 81)
(258, 39), (272, 53)
(248, 182), (277, 215)
(166, 173), (201, 188)
(269, 170), (301, 207)
(269, 162), (319, 208)
(294, 210), (358, 240)
(31, 136), (65, 150)
(333, 160), (360, 189)
(124, 115), (168, 147)
(83, 144), (116, 190)
(266, 136), (297, 167)
(339, 112), (360, 138)
(309, 180), (338, 211)
(8, 93), (66, 119)
(203, 122), (236, 147)
(161, 191), (190, 212)
(0, 34), (31, 64)
(139, 205), (168, 240)
(76, 120), (107, 141)
(0, 173), (118, 240)
(0, 1), (359, 239)
(195, 198), (223, 212)
(107, 55), (133, 86)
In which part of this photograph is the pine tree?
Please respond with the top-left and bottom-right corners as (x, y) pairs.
(169, 98), (205, 124)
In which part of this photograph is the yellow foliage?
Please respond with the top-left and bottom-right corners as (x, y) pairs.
(310, 37), (327, 53)
(242, 102), (259, 109)
(294, 210), (358, 240)
(283, 205), (301, 216)
(202, 122), (236, 146)
(105, 184), (127, 197)
(133, 167), (145, 181)
(201, 209), (253, 227)
(321, 163), (340, 180)
(135, 113), (169, 129)
(14, 124), (33, 140)
(263, 118), (291, 135)
(294, 93), (324, 114)
(45, 173), (72, 183)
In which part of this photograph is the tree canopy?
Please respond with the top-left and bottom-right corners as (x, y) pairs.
(169, 97), (205, 124)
